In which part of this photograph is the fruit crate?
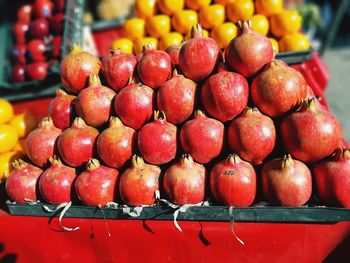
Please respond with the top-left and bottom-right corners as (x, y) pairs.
(275, 49), (313, 65)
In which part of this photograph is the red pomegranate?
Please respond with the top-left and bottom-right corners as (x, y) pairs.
(6, 160), (43, 204)
(33, 0), (53, 18)
(313, 148), (350, 208)
(51, 36), (62, 59)
(261, 155), (312, 207)
(179, 24), (221, 82)
(60, 43), (101, 94)
(210, 154), (256, 206)
(114, 82), (154, 130)
(280, 98), (342, 163)
(25, 117), (62, 167)
(201, 71), (249, 122)
(75, 75), (116, 127)
(50, 13), (65, 35)
(138, 111), (177, 165)
(102, 49), (137, 92)
(12, 65), (26, 83)
(180, 110), (224, 164)
(228, 107), (276, 165)
(157, 71), (196, 124)
(11, 44), (26, 65)
(225, 21), (274, 77)
(39, 156), (76, 205)
(26, 62), (48, 80)
(29, 18), (49, 39)
(165, 44), (181, 67)
(13, 22), (29, 44)
(17, 4), (33, 23)
(75, 159), (119, 206)
(119, 155), (160, 206)
(97, 117), (136, 169)
(163, 154), (206, 205)
(26, 39), (47, 62)
(57, 117), (99, 167)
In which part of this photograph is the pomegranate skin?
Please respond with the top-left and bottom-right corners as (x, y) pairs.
(119, 155), (160, 206)
(114, 83), (154, 130)
(201, 71), (249, 122)
(225, 21), (274, 78)
(280, 98), (342, 163)
(180, 110), (224, 164)
(75, 159), (119, 206)
(261, 155), (312, 207)
(163, 154), (206, 205)
(165, 44), (181, 67)
(97, 117), (136, 169)
(251, 60), (307, 117)
(210, 154), (256, 206)
(228, 107), (276, 165)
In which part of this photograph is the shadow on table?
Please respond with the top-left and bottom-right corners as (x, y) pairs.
(324, 234), (350, 262)
(0, 243), (17, 263)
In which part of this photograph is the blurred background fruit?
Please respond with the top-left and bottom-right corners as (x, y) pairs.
(158, 0), (184, 15)
(251, 14), (269, 35)
(279, 32), (310, 52)
(0, 99), (14, 124)
(135, 0), (157, 19)
(159, 32), (184, 50)
(172, 10), (198, 34)
(134, 37), (158, 54)
(255, 0), (283, 17)
(270, 9), (302, 38)
(226, 0), (254, 23)
(199, 4), (225, 30)
(111, 38), (134, 54)
(211, 22), (237, 49)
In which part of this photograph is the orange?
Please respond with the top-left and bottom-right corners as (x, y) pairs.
(9, 112), (36, 138)
(269, 37), (279, 54)
(211, 22), (237, 49)
(185, 0), (211, 10)
(158, 0), (184, 15)
(0, 124), (18, 154)
(270, 10), (302, 38)
(0, 151), (23, 181)
(172, 10), (198, 34)
(251, 14), (269, 35)
(185, 28), (209, 40)
(279, 33), (310, 52)
(123, 18), (145, 41)
(134, 37), (158, 54)
(0, 99), (14, 124)
(146, 15), (171, 39)
(111, 38), (134, 54)
(214, 0), (234, 6)
(227, 0), (254, 24)
(199, 4), (225, 30)
(255, 0), (283, 17)
(135, 0), (157, 19)
(159, 32), (184, 50)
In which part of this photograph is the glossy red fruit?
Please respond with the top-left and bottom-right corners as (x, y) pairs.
(60, 43), (101, 94)
(163, 154), (206, 205)
(261, 154), (312, 207)
(12, 65), (26, 83)
(50, 13), (65, 35)
(11, 44), (26, 65)
(137, 43), (172, 89)
(75, 75), (116, 127)
(119, 155), (160, 206)
(280, 98), (342, 163)
(180, 110), (224, 164)
(13, 22), (29, 44)
(26, 39), (46, 62)
(97, 117), (136, 169)
(114, 82), (154, 130)
(51, 36), (62, 59)
(228, 107), (276, 165)
(201, 71), (248, 122)
(17, 4), (33, 23)
(25, 117), (62, 167)
(210, 154), (256, 206)
(34, 0), (53, 18)
(75, 159), (119, 206)
(165, 44), (181, 67)
(102, 49), (137, 92)
(29, 18), (50, 39)
(48, 88), (76, 130)
(157, 71), (196, 124)
(314, 148), (350, 208)
(54, 0), (65, 12)
(179, 24), (220, 82)
(225, 21), (274, 78)
(38, 156), (76, 205)
(6, 160), (43, 204)
(57, 117), (99, 167)
(138, 111), (177, 165)
(26, 62), (48, 80)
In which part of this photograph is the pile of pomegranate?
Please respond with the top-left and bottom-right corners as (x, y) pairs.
(6, 21), (350, 210)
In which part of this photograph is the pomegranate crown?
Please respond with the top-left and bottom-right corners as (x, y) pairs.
(282, 154), (294, 169)
(48, 155), (62, 166)
(38, 116), (55, 129)
(299, 98), (318, 112)
(108, 116), (124, 128)
(87, 158), (100, 171)
(88, 74), (101, 86)
(190, 24), (204, 38)
(180, 154), (194, 166)
(333, 147), (350, 161)
(237, 20), (252, 34)
(142, 42), (155, 53)
(226, 154), (241, 164)
(131, 154), (145, 168)
(70, 43), (82, 54)
(12, 159), (29, 170)
(154, 110), (167, 121)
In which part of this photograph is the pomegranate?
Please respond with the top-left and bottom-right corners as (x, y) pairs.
(26, 39), (47, 62)
(217, 61), (229, 73)
(57, 117), (99, 167)
(97, 117), (136, 169)
(280, 98), (342, 163)
(39, 156), (76, 205)
(179, 24), (220, 82)
(157, 71), (196, 124)
(29, 18), (49, 39)
(119, 155), (160, 206)
(33, 0), (53, 18)
(60, 43), (101, 94)
(12, 65), (26, 83)
(75, 159), (119, 206)
(17, 4), (33, 23)
(26, 62), (48, 80)
(180, 110), (224, 164)
(75, 75), (116, 127)
(54, 0), (65, 12)
(6, 159), (43, 204)
(225, 21), (274, 78)
(138, 111), (177, 165)
(201, 71), (249, 122)
(228, 107), (276, 165)
(13, 22), (29, 44)
(11, 44), (26, 65)
(251, 60), (307, 117)
(25, 117), (62, 167)
(102, 49), (137, 92)
(50, 13), (65, 35)
(137, 43), (172, 89)
(261, 154), (312, 207)
(51, 36), (62, 59)
(210, 154), (256, 206)
(165, 44), (181, 67)
(114, 82), (154, 130)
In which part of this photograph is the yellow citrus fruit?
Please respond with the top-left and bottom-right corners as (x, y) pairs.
(185, 0), (211, 10)
(159, 32), (184, 50)
(158, 0), (184, 15)
(146, 15), (171, 39)
(134, 37), (158, 54)
(123, 18), (145, 41)
(0, 124), (18, 154)
(279, 33), (310, 52)
(111, 38), (133, 54)
(13, 139), (26, 154)
(270, 10), (302, 38)
(214, 0), (234, 6)
(199, 4), (225, 30)
(255, 0), (283, 17)
(0, 151), (23, 181)
(0, 99), (14, 125)
(172, 10), (198, 34)
(185, 28), (209, 40)
(211, 22), (238, 49)
(269, 37), (279, 54)
(251, 14), (269, 35)
(135, 0), (157, 19)
(9, 112), (37, 138)
(227, 0), (254, 23)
